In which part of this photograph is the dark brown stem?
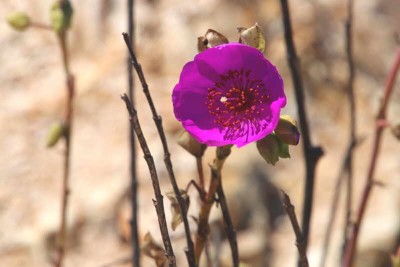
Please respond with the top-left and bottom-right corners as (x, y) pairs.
(126, 1), (140, 266)
(186, 180), (206, 201)
(194, 146), (232, 265)
(122, 32), (196, 267)
(282, 191), (309, 267)
(55, 31), (74, 267)
(343, 0), (356, 255)
(279, 1), (324, 260)
(216, 182), (239, 267)
(121, 94), (176, 267)
(343, 48), (400, 267)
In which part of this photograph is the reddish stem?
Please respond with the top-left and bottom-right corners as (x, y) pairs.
(343, 48), (400, 267)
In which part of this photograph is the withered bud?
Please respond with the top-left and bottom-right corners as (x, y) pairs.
(6, 11), (31, 31)
(166, 190), (190, 231)
(237, 23), (266, 52)
(46, 122), (66, 147)
(274, 115), (300, 145)
(177, 130), (207, 157)
(197, 29), (228, 52)
(141, 232), (167, 267)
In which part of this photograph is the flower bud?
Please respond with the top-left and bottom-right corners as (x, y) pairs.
(257, 134), (280, 165)
(197, 29), (228, 52)
(237, 23), (266, 52)
(46, 122), (66, 147)
(50, 0), (73, 34)
(166, 190), (190, 231)
(177, 130), (207, 157)
(275, 115), (300, 145)
(278, 140), (291, 159)
(391, 123), (400, 141)
(6, 12), (31, 31)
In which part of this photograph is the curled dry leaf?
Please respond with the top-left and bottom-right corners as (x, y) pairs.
(166, 190), (190, 231)
(141, 232), (168, 267)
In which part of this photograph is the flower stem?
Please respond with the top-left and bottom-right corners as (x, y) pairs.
(194, 145), (232, 264)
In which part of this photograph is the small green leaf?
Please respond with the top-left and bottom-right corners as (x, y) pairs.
(257, 134), (280, 165)
(46, 122), (65, 147)
(50, 0), (73, 34)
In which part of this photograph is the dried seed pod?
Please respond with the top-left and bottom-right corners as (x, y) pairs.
(238, 23), (266, 52)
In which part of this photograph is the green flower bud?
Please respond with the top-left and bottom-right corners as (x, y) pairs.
(278, 140), (291, 159)
(238, 23), (266, 52)
(275, 115), (300, 145)
(50, 0), (73, 34)
(257, 134), (280, 165)
(177, 130), (207, 158)
(6, 12), (31, 31)
(166, 190), (190, 231)
(46, 122), (65, 147)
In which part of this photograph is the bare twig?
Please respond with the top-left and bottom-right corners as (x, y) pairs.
(343, 0), (356, 254)
(126, 1), (140, 266)
(194, 146), (232, 264)
(196, 157), (205, 190)
(122, 32), (196, 267)
(121, 94), (176, 267)
(216, 182), (239, 267)
(282, 191), (309, 267)
(320, 2), (357, 266)
(55, 25), (74, 267)
(279, 0), (324, 259)
(343, 48), (400, 267)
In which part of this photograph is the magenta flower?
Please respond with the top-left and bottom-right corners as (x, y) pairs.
(172, 43), (286, 147)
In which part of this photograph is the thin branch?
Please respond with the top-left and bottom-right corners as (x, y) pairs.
(126, 0), (140, 266)
(122, 32), (196, 267)
(343, 48), (400, 267)
(216, 182), (239, 267)
(194, 146), (232, 265)
(196, 157), (205, 190)
(121, 94), (176, 267)
(279, 1), (324, 260)
(320, 2), (357, 266)
(343, 0), (356, 254)
(55, 26), (74, 267)
(281, 191), (309, 267)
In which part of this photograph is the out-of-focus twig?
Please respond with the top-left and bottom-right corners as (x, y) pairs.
(126, 0), (140, 266)
(282, 191), (309, 267)
(122, 33), (196, 267)
(55, 19), (74, 267)
(121, 94), (176, 267)
(216, 182), (239, 267)
(343, 0), (356, 254)
(279, 0), (324, 260)
(343, 48), (400, 267)
(320, 2), (357, 266)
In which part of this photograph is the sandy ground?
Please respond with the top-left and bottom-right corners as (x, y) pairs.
(0, 0), (399, 266)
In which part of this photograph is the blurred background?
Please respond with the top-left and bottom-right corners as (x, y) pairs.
(0, 0), (399, 266)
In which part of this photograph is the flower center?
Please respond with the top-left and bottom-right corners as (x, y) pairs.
(206, 68), (270, 140)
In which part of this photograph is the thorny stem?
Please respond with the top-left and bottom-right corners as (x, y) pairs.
(126, 0), (140, 266)
(55, 32), (74, 267)
(343, 48), (400, 267)
(122, 33), (196, 267)
(279, 0), (324, 261)
(282, 191), (309, 267)
(122, 94), (176, 267)
(194, 145), (232, 265)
